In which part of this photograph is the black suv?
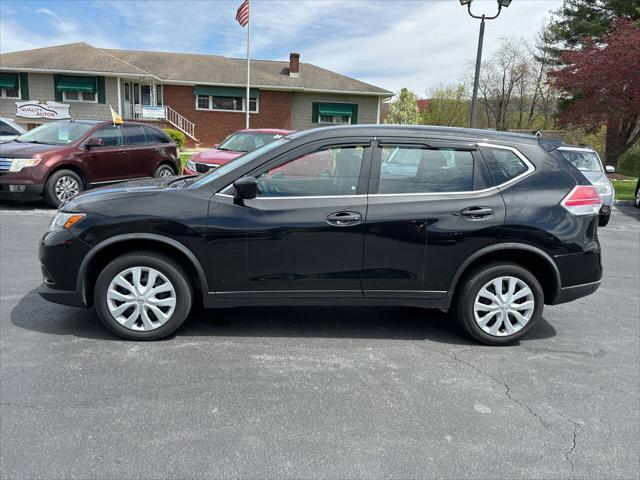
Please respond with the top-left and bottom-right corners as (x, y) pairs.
(39, 126), (603, 344)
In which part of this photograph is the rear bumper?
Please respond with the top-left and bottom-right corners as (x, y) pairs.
(550, 280), (601, 305)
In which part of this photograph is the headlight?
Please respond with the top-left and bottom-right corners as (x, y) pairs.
(9, 158), (41, 172)
(49, 212), (85, 231)
(187, 160), (197, 171)
(596, 183), (612, 195)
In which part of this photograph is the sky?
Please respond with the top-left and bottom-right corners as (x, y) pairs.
(0, 0), (563, 96)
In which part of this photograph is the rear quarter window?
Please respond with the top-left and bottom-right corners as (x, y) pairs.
(480, 146), (530, 185)
(144, 126), (172, 144)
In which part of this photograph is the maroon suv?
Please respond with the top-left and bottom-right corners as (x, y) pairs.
(0, 120), (180, 207)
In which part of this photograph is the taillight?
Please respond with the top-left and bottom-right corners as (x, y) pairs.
(561, 185), (602, 215)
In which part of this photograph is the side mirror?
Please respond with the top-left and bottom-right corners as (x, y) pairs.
(605, 165), (615, 173)
(85, 137), (104, 149)
(233, 176), (258, 201)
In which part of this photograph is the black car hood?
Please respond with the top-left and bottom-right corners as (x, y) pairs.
(63, 176), (188, 210)
(0, 141), (68, 157)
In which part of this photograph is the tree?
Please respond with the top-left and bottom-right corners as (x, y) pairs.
(421, 83), (469, 127)
(549, 0), (640, 50)
(549, 19), (640, 165)
(385, 88), (420, 125)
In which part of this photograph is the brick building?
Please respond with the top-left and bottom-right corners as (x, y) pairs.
(0, 43), (391, 146)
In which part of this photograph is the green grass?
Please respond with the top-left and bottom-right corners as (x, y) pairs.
(179, 152), (194, 172)
(611, 178), (638, 201)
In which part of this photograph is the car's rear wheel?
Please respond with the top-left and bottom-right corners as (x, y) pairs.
(454, 262), (543, 345)
(154, 164), (175, 178)
(94, 251), (192, 340)
(44, 169), (83, 207)
(635, 182), (640, 209)
(598, 212), (611, 227)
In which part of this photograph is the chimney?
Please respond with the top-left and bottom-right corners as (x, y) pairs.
(289, 52), (300, 78)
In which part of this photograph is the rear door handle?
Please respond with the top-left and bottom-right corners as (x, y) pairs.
(326, 211), (362, 227)
(460, 206), (494, 219)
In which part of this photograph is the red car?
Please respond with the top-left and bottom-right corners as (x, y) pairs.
(0, 120), (180, 207)
(184, 129), (293, 175)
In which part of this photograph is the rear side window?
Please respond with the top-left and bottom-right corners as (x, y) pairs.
(378, 146), (474, 194)
(480, 146), (529, 185)
(0, 121), (19, 136)
(123, 125), (149, 145)
(144, 126), (172, 144)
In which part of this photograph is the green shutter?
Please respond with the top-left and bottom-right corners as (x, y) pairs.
(19, 73), (29, 100)
(54, 75), (63, 101)
(312, 102), (319, 123)
(351, 104), (358, 124)
(97, 76), (106, 103)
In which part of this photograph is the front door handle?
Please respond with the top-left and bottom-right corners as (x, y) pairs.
(460, 206), (494, 219)
(326, 211), (362, 227)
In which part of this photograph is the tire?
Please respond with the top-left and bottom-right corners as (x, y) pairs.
(154, 164), (175, 178)
(635, 182), (640, 209)
(44, 169), (83, 208)
(94, 251), (193, 340)
(454, 262), (544, 345)
(598, 213), (611, 227)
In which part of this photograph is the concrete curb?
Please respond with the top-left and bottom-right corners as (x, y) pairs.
(614, 200), (635, 206)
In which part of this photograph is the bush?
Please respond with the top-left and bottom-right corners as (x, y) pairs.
(618, 145), (640, 177)
(163, 128), (185, 149)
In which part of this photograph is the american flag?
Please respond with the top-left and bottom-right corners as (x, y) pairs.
(236, 0), (249, 27)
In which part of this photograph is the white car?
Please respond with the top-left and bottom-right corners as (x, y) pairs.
(0, 117), (26, 143)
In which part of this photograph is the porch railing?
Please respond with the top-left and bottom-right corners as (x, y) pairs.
(165, 106), (197, 141)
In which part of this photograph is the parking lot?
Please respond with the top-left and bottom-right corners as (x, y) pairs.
(1, 201), (638, 480)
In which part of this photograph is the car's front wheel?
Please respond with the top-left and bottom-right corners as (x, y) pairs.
(154, 164), (175, 178)
(44, 169), (83, 207)
(94, 251), (193, 340)
(635, 181), (640, 209)
(454, 262), (544, 345)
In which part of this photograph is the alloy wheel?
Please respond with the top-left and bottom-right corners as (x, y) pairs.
(158, 167), (173, 177)
(55, 176), (80, 202)
(473, 276), (535, 337)
(106, 266), (176, 331)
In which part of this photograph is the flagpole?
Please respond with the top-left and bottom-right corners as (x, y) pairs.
(245, 0), (251, 129)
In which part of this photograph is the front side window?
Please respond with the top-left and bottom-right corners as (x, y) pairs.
(480, 146), (529, 185)
(123, 125), (148, 145)
(62, 91), (96, 102)
(90, 126), (122, 147)
(256, 146), (364, 197)
(196, 95), (258, 112)
(378, 146), (474, 194)
(15, 122), (94, 145)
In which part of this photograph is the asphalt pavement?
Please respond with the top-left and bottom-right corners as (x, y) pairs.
(1, 201), (638, 480)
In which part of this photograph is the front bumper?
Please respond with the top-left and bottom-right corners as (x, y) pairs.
(38, 228), (92, 307)
(0, 183), (44, 200)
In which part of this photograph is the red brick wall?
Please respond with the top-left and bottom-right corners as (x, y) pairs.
(162, 85), (292, 147)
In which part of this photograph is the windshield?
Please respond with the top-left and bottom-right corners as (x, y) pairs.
(16, 122), (94, 145)
(191, 137), (290, 188)
(218, 131), (286, 152)
(559, 149), (603, 172)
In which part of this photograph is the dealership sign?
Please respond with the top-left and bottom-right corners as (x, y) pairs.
(142, 105), (165, 120)
(15, 101), (71, 120)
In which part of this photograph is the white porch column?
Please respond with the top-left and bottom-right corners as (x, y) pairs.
(116, 77), (122, 115)
(376, 97), (381, 124)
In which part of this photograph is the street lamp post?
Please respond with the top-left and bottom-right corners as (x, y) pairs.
(461, 0), (512, 128)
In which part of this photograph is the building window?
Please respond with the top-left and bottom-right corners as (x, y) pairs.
(0, 72), (20, 99)
(195, 94), (258, 113)
(62, 90), (97, 103)
(319, 114), (351, 125)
